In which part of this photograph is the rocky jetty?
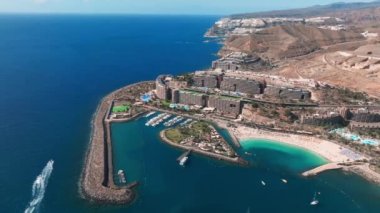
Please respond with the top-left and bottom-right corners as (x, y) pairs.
(80, 81), (154, 204)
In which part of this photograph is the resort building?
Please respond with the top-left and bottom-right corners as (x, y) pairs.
(264, 85), (311, 100)
(208, 95), (242, 117)
(212, 52), (265, 71)
(156, 75), (173, 100)
(220, 77), (263, 95)
(192, 75), (219, 88)
(301, 112), (346, 126)
(349, 112), (380, 129)
(178, 90), (207, 107)
(172, 89), (180, 104)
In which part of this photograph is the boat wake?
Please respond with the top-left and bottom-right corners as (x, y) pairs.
(24, 160), (54, 213)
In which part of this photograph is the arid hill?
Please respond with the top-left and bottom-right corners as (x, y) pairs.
(231, 1), (380, 19)
(220, 25), (364, 61)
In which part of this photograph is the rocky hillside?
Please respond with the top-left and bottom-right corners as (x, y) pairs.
(231, 1), (380, 19)
(220, 25), (364, 60)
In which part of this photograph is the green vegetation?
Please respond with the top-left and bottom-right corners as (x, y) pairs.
(174, 73), (194, 85)
(161, 100), (171, 108)
(112, 104), (131, 113)
(164, 121), (212, 143)
(165, 129), (185, 143)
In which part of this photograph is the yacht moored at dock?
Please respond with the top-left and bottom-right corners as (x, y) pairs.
(144, 111), (156, 118)
(177, 150), (191, 167)
(179, 118), (193, 126)
(117, 170), (127, 184)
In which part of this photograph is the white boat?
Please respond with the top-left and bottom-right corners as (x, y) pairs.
(261, 180), (266, 186)
(117, 170), (126, 184)
(144, 111), (155, 118)
(281, 179), (288, 183)
(180, 118), (192, 126)
(145, 113), (167, 127)
(310, 192), (320, 206)
(179, 156), (188, 167)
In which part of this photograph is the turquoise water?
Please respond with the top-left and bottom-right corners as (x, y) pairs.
(240, 139), (328, 173)
(111, 117), (380, 212)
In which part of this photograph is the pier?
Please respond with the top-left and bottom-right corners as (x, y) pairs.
(302, 163), (343, 177)
(177, 150), (192, 162)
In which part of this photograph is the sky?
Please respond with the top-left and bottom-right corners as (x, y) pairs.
(0, 0), (375, 15)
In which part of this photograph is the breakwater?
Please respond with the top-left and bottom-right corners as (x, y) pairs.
(302, 163), (343, 176)
(80, 81), (154, 204)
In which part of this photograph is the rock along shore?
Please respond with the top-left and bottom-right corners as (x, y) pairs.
(80, 81), (154, 204)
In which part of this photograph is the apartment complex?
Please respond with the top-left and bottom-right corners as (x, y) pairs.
(264, 85), (311, 100)
(212, 52), (264, 71)
(220, 77), (263, 95)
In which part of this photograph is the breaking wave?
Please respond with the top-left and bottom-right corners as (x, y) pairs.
(24, 160), (54, 213)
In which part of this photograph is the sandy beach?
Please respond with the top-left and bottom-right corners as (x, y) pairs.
(233, 126), (366, 163)
(226, 125), (380, 184)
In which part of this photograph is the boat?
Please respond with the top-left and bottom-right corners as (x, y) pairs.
(310, 192), (320, 206)
(261, 180), (266, 186)
(144, 111), (155, 118)
(117, 170), (127, 184)
(179, 156), (188, 167)
(281, 179), (288, 183)
(177, 150), (191, 167)
(180, 118), (192, 126)
(145, 113), (168, 127)
(244, 152), (253, 156)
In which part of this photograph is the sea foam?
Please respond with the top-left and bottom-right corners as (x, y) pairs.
(24, 160), (54, 213)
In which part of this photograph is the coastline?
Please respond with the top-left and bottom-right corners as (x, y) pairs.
(79, 79), (380, 205)
(80, 81), (154, 204)
(231, 125), (380, 184)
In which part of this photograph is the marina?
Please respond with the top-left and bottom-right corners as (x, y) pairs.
(163, 116), (184, 127)
(145, 113), (172, 127)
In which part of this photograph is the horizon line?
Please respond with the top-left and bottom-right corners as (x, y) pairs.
(0, 11), (225, 17)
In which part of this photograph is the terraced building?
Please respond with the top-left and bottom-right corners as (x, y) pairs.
(220, 77), (263, 95)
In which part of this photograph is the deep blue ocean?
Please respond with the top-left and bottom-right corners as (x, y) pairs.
(0, 14), (379, 213)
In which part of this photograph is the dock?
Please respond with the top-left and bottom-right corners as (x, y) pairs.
(125, 181), (139, 189)
(177, 150), (192, 162)
(302, 163), (343, 177)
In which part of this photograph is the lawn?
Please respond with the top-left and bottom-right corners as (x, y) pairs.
(164, 121), (211, 143)
(112, 105), (130, 113)
(165, 129), (185, 143)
